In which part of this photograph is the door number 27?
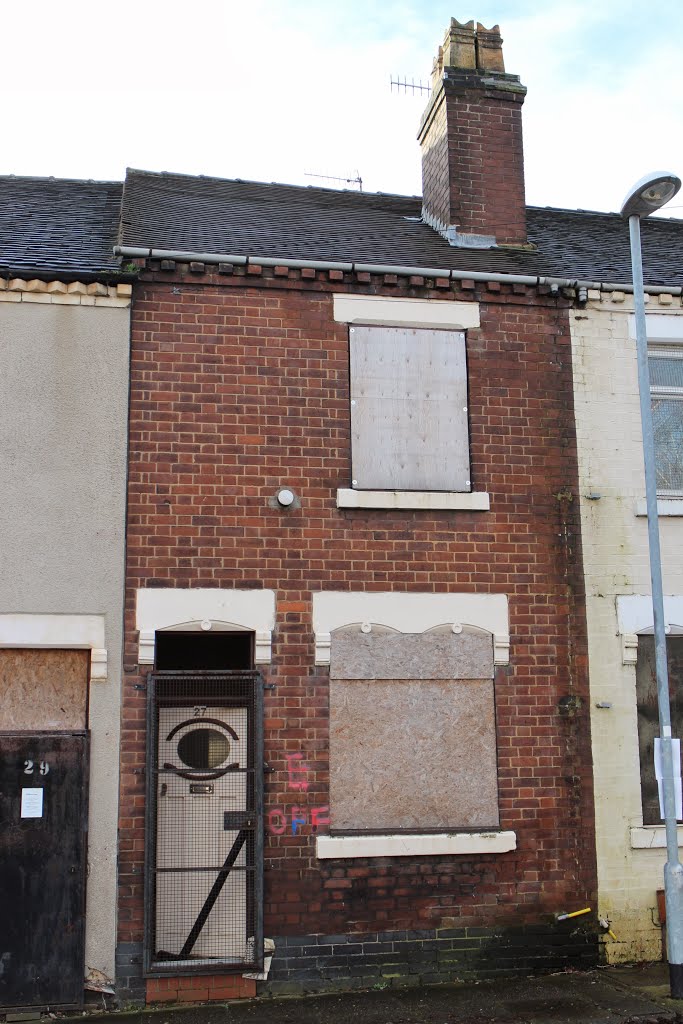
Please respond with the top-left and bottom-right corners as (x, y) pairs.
(23, 760), (50, 775)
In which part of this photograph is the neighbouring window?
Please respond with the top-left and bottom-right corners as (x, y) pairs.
(636, 635), (683, 825)
(328, 629), (498, 832)
(349, 326), (470, 491)
(649, 346), (683, 495)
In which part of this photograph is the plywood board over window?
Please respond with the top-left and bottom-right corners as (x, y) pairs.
(0, 649), (89, 730)
(329, 631), (498, 832)
(349, 326), (470, 492)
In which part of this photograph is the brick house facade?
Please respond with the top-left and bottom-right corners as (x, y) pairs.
(114, 20), (598, 992)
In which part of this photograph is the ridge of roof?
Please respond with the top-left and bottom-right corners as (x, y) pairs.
(0, 173), (122, 187)
(528, 204), (683, 226)
(3, 169), (682, 224)
(124, 167), (422, 203)
(127, 169), (683, 223)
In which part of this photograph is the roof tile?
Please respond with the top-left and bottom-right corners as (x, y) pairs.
(0, 175), (123, 278)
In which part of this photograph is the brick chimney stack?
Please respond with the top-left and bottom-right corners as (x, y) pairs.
(418, 18), (528, 248)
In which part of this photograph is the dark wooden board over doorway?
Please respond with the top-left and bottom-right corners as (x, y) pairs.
(0, 731), (89, 1011)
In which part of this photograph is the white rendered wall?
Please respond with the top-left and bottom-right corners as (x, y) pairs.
(570, 295), (683, 962)
(0, 299), (130, 982)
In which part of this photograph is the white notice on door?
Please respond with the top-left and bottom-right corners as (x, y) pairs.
(21, 788), (44, 818)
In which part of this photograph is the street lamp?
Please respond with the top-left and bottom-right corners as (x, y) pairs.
(621, 170), (683, 998)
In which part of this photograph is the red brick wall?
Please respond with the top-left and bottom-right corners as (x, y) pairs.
(146, 975), (256, 1004)
(420, 75), (527, 244)
(119, 265), (593, 973)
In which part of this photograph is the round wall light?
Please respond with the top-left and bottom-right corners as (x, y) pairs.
(276, 487), (296, 507)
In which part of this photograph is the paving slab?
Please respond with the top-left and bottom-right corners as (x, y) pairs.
(56, 966), (683, 1024)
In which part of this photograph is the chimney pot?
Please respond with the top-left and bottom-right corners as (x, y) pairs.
(442, 18), (476, 71)
(430, 45), (444, 90)
(475, 22), (505, 72)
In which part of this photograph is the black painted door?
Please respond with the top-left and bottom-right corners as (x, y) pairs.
(0, 732), (89, 1009)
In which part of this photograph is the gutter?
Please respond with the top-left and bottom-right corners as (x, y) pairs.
(113, 246), (683, 296)
(1, 264), (139, 285)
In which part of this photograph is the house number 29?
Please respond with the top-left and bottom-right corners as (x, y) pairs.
(23, 760), (50, 775)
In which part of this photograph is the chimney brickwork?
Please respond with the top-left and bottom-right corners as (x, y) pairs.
(418, 18), (528, 248)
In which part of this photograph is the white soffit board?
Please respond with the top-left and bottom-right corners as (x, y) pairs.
(312, 591), (509, 665)
(136, 588), (276, 664)
(628, 313), (683, 341)
(316, 831), (516, 859)
(333, 294), (480, 330)
(617, 594), (683, 635)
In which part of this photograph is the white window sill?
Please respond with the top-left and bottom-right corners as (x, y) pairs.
(630, 826), (683, 849)
(316, 831), (516, 859)
(337, 489), (490, 511)
(635, 499), (683, 517)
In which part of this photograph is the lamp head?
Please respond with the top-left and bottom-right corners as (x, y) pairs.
(620, 171), (681, 219)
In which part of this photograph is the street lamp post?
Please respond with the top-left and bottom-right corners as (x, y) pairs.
(621, 171), (683, 998)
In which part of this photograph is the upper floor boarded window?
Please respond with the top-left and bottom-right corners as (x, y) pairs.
(349, 326), (470, 492)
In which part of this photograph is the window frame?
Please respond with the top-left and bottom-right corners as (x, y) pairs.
(649, 343), (683, 497)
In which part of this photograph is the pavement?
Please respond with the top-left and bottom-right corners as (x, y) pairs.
(64, 963), (683, 1024)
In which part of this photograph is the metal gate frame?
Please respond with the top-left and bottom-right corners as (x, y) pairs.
(143, 671), (264, 976)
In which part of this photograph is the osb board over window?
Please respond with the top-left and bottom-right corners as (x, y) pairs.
(0, 649), (88, 730)
(330, 632), (494, 680)
(329, 632), (498, 831)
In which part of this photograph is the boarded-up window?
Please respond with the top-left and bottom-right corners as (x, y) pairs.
(349, 326), (470, 491)
(636, 635), (683, 825)
(329, 631), (498, 832)
(0, 648), (89, 730)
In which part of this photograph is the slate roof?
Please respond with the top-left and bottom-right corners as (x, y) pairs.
(3, 168), (683, 288)
(0, 176), (123, 278)
(120, 168), (683, 289)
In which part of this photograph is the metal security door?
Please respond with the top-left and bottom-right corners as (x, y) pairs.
(145, 672), (263, 974)
(0, 732), (89, 1010)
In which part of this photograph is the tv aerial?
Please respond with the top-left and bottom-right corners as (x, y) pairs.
(304, 170), (363, 192)
(390, 75), (431, 96)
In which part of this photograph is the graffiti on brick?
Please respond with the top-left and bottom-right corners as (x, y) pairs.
(266, 751), (329, 834)
(266, 804), (330, 835)
(285, 752), (310, 791)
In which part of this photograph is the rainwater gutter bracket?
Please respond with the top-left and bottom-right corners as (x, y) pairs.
(113, 246), (681, 296)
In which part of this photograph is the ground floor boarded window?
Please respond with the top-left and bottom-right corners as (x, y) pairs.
(329, 629), (499, 832)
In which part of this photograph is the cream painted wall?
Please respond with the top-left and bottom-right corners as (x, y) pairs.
(0, 299), (130, 982)
(570, 297), (683, 962)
